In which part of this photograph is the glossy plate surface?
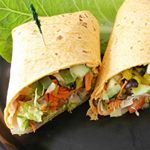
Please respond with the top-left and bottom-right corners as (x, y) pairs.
(0, 57), (150, 150)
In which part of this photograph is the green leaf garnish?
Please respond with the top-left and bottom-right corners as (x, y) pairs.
(0, 0), (124, 62)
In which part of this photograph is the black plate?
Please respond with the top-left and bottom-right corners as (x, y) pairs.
(1, 56), (150, 150)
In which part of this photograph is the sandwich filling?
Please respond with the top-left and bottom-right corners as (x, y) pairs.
(91, 64), (150, 117)
(7, 64), (97, 132)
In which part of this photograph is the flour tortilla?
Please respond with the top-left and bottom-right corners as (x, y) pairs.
(88, 0), (150, 119)
(4, 11), (101, 133)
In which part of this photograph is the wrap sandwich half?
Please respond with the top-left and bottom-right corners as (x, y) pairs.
(87, 0), (150, 120)
(4, 11), (101, 134)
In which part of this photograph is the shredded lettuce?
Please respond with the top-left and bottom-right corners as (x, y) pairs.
(42, 105), (67, 124)
(17, 116), (29, 131)
(32, 76), (52, 100)
(17, 101), (43, 126)
(34, 88), (40, 107)
(32, 81), (43, 97)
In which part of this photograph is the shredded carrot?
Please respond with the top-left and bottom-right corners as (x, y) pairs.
(40, 105), (48, 112)
(29, 121), (36, 132)
(45, 94), (49, 101)
(108, 99), (122, 113)
(117, 80), (128, 99)
(85, 72), (93, 91)
(57, 87), (72, 100)
(49, 92), (59, 102)
(46, 86), (72, 110)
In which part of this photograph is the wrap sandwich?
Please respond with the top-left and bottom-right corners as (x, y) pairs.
(87, 0), (150, 120)
(4, 11), (101, 134)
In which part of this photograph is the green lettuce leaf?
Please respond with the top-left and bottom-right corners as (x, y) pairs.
(17, 116), (29, 131)
(0, 0), (124, 62)
(17, 100), (43, 123)
(39, 76), (52, 90)
(60, 69), (75, 85)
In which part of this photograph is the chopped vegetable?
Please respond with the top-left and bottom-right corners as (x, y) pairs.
(34, 88), (39, 107)
(53, 73), (65, 85)
(132, 84), (150, 95)
(70, 65), (90, 78)
(102, 91), (109, 100)
(32, 81), (43, 97)
(102, 78), (121, 100)
(46, 82), (56, 94)
(122, 69), (132, 80)
(76, 77), (83, 89)
(85, 72), (93, 91)
(132, 76), (142, 84)
(132, 70), (143, 83)
(60, 69), (75, 85)
(142, 74), (150, 84)
(47, 86), (72, 110)
(39, 77), (52, 90)
(17, 100), (43, 131)
(128, 97), (145, 113)
(15, 64), (94, 131)
(17, 116), (29, 131)
(17, 101), (43, 122)
(57, 87), (72, 99)
(97, 64), (150, 117)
